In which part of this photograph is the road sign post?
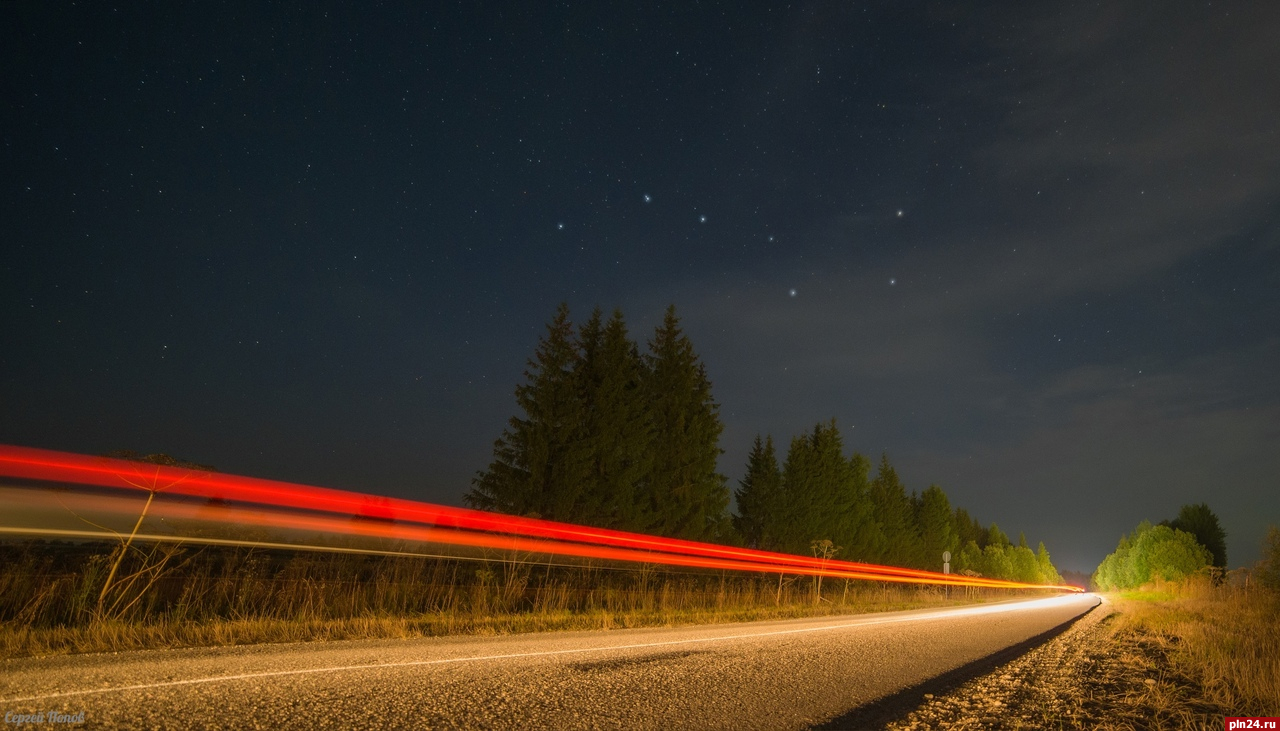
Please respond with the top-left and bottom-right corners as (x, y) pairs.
(942, 551), (951, 599)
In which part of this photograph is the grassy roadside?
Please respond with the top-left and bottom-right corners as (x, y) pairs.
(1108, 577), (1279, 719)
(0, 591), (982, 660)
(2, 540), (1012, 659)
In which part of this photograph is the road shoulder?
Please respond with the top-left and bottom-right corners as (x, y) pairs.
(881, 596), (1228, 729)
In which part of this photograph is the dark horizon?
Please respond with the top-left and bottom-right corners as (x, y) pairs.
(3, 2), (1277, 574)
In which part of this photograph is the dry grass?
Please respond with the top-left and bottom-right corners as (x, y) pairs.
(1111, 575), (1280, 718)
(0, 595), (962, 660)
(0, 540), (998, 659)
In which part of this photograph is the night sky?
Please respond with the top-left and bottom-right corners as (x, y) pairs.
(3, 2), (1277, 573)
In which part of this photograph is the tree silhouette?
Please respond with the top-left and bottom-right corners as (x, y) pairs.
(1166, 502), (1228, 569)
(642, 305), (728, 541)
(733, 435), (782, 549)
(471, 304), (729, 541)
(915, 485), (955, 569)
(574, 309), (654, 531)
(467, 303), (587, 520)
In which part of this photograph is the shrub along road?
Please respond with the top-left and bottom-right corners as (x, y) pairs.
(0, 594), (1098, 730)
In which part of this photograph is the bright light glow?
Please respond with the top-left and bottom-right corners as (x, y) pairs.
(0, 445), (1082, 592)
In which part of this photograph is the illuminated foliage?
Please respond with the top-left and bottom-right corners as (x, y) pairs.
(1037, 542), (1062, 585)
(1093, 521), (1212, 590)
(952, 538), (1061, 584)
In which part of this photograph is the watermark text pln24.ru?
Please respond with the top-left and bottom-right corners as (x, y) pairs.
(1227, 718), (1280, 730)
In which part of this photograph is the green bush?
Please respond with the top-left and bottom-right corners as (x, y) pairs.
(1093, 521), (1212, 590)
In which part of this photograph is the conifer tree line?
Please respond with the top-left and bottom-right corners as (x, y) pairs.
(466, 304), (729, 541)
(470, 305), (1063, 584)
(733, 424), (1062, 584)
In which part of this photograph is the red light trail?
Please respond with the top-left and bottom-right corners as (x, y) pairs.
(0, 444), (1081, 592)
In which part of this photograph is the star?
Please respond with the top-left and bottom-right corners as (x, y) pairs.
(557, 222), (565, 230)
(643, 194), (651, 203)
(768, 235), (775, 242)
(789, 288), (797, 297)
(699, 214), (707, 223)
(896, 210), (904, 218)
(889, 278), (897, 285)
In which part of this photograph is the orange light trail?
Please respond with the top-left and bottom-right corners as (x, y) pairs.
(0, 444), (1081, 591)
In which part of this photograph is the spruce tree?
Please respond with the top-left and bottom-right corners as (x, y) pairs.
(987, 523), (1011, 548)
(566, 308), (607, 522)
(808, 423), (858, 553)
(733, 435), (782, 549)
(777, 424), (836, 553)
(466, 303), (588, 519)
(575, 309), (654, 531)
(869, 453), (926, 567)
(838, 450), (882, 562)
(775, 420), (871, 556)
(915, 484), (955, 569)
(642, 305), (728, 540)
(953, 508), (987, 549)
(1036, 542), (1062, 584)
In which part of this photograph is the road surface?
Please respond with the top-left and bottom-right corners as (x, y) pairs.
(0, 594), (1098, 730)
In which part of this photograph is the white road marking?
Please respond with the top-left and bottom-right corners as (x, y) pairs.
(0, 595), (1092, 704)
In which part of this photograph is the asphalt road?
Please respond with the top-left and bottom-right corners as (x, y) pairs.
(1, 594), (1098, 730)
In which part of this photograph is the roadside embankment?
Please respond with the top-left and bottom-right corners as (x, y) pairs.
(1, 542), (1033, 659)
(886, 578), (1278, 729)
